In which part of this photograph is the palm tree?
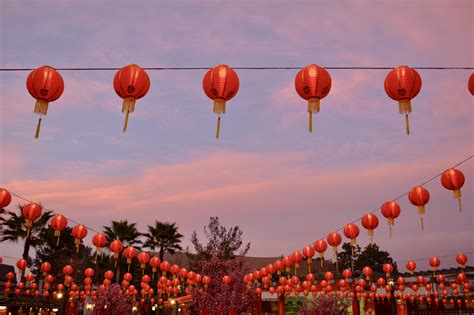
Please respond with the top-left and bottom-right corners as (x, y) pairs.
(144, 221), (183, 261)
(103, 220), (143, 248)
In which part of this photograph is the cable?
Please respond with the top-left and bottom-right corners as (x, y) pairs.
(0, 66), (473, 72)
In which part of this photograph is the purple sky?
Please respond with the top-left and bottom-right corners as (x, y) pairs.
(0, 1), (473, 272)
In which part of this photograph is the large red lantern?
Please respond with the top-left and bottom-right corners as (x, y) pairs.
(343, 223), (360, 246)
(384, 65), (422, 135)
(16, 259), (27, 271)
(314, 239), (328, 268)
(123, 247), (137, 271)
(22, 203), (42, 235)
(429, 256), (441, 272)
(92, 232), (107, 260)
(440, 168), (465, 212)
(406, 261), (417, 275)
(291, 251), (303, 274)
(468, 73), (474, 95)
(0, 188), (12, 208)
(71, 224), (88, 252)
(26, 66), (65, 138)
(456, 253), (468, 269)
(302, 245), (315, 272)
(50, 214), (68, 246)
(202, 64), (239, 139)
(361, 212), (379, 240)
(110, 240), (124, 266)
(138, 252), (150, 273)
(149, 256), (161, 278)
(381, 200), (401, 237)
(294, 64), (332, 132)
(408, 186), (430, 230)
(40, 262), (51, 276)
(326, 232), (342, 253)
(383, 264), (393, 278)
(113, 64), (151, 132)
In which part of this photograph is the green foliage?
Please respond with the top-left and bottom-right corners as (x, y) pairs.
(143, 221), (183, 261)
(337, 242), (398, 275)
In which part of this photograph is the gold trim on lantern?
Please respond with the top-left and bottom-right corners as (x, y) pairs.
(74, 238), (81, 245)
(307, 98), (320, 114)
(213, 98), (226, 115)
(34, 99), (49, 115)
(453, 189), (461, 199)
(417, 206), (425, 215)
(122, 97), (136, 113)
(25, 219), (33, 229)
(398, 99), (412, 114)
(54, 230), (61, 237)
(368, 229), (374, 237)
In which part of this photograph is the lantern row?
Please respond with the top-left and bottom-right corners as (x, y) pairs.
(25, 65), (474, 139)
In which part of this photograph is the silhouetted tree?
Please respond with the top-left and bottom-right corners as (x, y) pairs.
(143, 221), (183, 261)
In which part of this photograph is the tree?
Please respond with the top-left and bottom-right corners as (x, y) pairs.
(337, 242), (362, 272)
(0, 204), (53, 263)
(103, 220), (142, 248)
(337, 242), (397, 275)
(95, 284), (133, 314)
(143, 221), (183, 261)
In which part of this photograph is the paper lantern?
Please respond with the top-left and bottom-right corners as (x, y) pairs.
(361, 212), (379, 239)
(314, 239), (328, 268)
(92, 232), (107, 261)
(149, 256), (161, 278)
(302, 245), (315, 272)
(468, 73), (474, 95)
(456, 253), (468, 269)
(383, 264), (393, 278)
(63, 265), (73, 276)
(113, 64), (150, 132)
(138, 252), (151, 272)
(160, 261), (171, 275)
(294, 64), (332, 132)
(71, 224), (88, 252)
(429, 257), (441, 272)
(84, 268), (94, 278)
(408, 186), (430, 230)
(202, 64), (239, 139)
(50, 214), (68, 246)
(222, 275), (232, 285)
(22, 203), (42, 233)
(381, 200), (401, 237)
(326, 232), (342, 253)
(406, 261), (416, 275)
(440, 168), (465, 212)
(282, 256), (293, 274)
(291, 251), (303, 273)
(0, 188), (12, 208)
(384, 65), (422, 135)
(40, 262), (51, 276)
(16, 259), (27, 271)
(342, 269), (352, 280)
(104, 270), (114, 280)
(123, 247), (137, 271)
(343, 223), (360, 246)
(110, 240), (124, 266)
(26, 66), (64, 138)
(362, 267), (373, 281)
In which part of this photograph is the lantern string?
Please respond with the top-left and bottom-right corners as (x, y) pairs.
(0, 66), (473, 71)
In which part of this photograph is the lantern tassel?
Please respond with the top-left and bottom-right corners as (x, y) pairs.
(420, 217), (424, 231)
(320, 258), (323, 269)
(216, 116), (221, 139)
(389, 225), (392, 238)
(458, 197), (462, 212)
(35, 117), (42, 139)
(123, 110), (130, 133)
(308, 261), (311, 274)
(142, 268), (145, 275)
(128, 264), (130, 272)
(115, 259), (117, 268)
(26, 228), (31, 239)
(56, 234), (61, 247)
(76, 244), (79, 253)
(309, 111), (313, 133)
(405, 113), (410, 135)
(94, 250), (98, 264)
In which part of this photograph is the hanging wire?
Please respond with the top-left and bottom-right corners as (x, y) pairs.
(0, 66), (473, 72)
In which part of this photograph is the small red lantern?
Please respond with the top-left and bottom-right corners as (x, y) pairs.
(381, 200), (401, 237)
(440, 168), (465, 212)
(406, 261), (417, 275)
(50, 214), (68, 246)
(123, 247), (137, 271)
(0, 188), (12, 208)
(104, 270), (114, 280)
(160, 261), (171, 275)
(138, 252), (150, 273)
(110, 240), (124, 266)
(342, 269), (352, 280)
(92, 233), (107, 260)
(16, 259), (27, 271)
(63, 265), (73, 276)
(468, 73), (474, 95)
(294, 64), (332, 132)
(326, 232), (342, 253)
(202, 64), (239, 139)
(302, 245), (315, 272)
(343, 223), (360, 246)
(408, 186), (430, 230)
(384, 65), (422, 135)
(291, 251), (303, 273)
(383, 264), (393, 278)
(149, 256), (161, 278)
(456, 253), (468, 269)
(26, 66), (65, 138)
(361, 212), (379, 240)
(429, 257), (441, 272)
(113, 64), (151, 132)
(222, 275), (232, 285)
(22, 203), (42, 235)
(71, 224), (88, 252)
(84, 268), (94, 278)
(314, 239), (328, 268)
(362, 267), (373, 281)
(40, 262), (51, 276)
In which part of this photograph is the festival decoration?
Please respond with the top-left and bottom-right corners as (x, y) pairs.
(406, 261), (416, 275)
(110, 240), (124, 266)
(16, 259), (27, 272)
(222, 275), (232, 285)
(456, 253), (468, 270)
(113, 64), (151, 132)
(383, 264), (393, 278)
(40, 262), (51, 276)
(291, 251), (303, 275)
(92, 232), (107, 261)
(26, 66), (65, 138)
(160, 261), (171, 276)
(381, 200), (401, 237)
(429, 256), (441, 273)
(294, 64), (332, 132)
(343, 223), (359, 246)
(362, 267), (373, 281)
(0, 188), (12, 208)
(468, 73), (474, 95)
(326, 232), (342, 254)
(314, 239), (328, 268)
(149, 256), (161, 279)
(202, 64), (240, 138)
(384, 65), (422, 135)
(123, 247), (137, 271)
(22, 203), (42, 237)
(50, 214), (68, 246)
(361, 212), (379, 241)
(408, 186), (430, 230)
(138, 252), (150, 274)
(440, 168), (465, 212)
(302, 245), (315, 272)
(71, 224), (88, 252)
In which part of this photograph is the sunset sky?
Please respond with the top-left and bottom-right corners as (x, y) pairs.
(0, 1), (472, 272)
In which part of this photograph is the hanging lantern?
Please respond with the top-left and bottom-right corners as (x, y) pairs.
(202, 276), (211, 290)
(291, 251), (303, 275)
(468, 73), (474, 95)
(362, 267), (373, 281)
(302, 245), (315, 272)
(326, 232), (342, 253)
(63, 265), (73, 277)
(440, 168), (465, 212)
(381, 200), (401, 237)
(429, 257), (441, 274)
(384, 65), (422, 135)
(294, 64), (332, 132)
(456, 253), (468, 270)
(202, 64), (240, 139)
(222, 275), (232, 285)
(110, 240), (124, 266)
(92, 233), (107, 261)
(361, 212), (379, 241)
(16, 259), (27, 272)
(50, 214), (68, 246)
(383, 264), (393, 278)
(160, 261), (171, 276)
(40, 262), (51, 277)
(149, 256), (161, 279)
(408, 186), (430, 230)
(71, 224), (88, 252)
(406, 261), (416, 276)
(0, 188), (12, 208)
(123, 247), (137, 272)
(342, 269), (352, 280)
(84, 268), (94, 278)
(313, 239), (328, 268)
(343, 223), (360, 246)
(113, 64), (151, 132)
(138, 252), (150, 274)
(22, 203), (42, 237)
(26, 66), (65, 138)
(282, 256), (293, 276)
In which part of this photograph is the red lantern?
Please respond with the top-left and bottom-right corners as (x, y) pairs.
(202, 276), (211, 289)
(160, 261), (171, 275)
(50, 214), (68, 246)
(202, 64), (239, 139)
(294, 64), (332, 132)
(381, 200), (401, 237)
(138, 252), (150, 271)
(383, 264), (393, 278)
(26, 66), (64, 138)
(84, 268), (94, 278)
(0, 188), (12, 208)
(456, 253), (468, 269)
(222, 275), (232, 285)
(149, 256), (161, 278)
(406, 261), (416, 275)
(440, 168), (465, 212)
(343, 223), (360, 246)
(113, 64), (150, 132)
(110, 240), (124, 262)
(282, 256), (293, 274)
(429, 257), (441, 272)
(342, 269), (352, 280)
(363, 267), (373, 281)
(361, 212), (379, 239)
(326, 232), (342, 253)
(104, 270), (114, 280)
(123, 247), (137, 271)
(92, 233), (107, 260)
(468, 73), (474, 95)
(71, 224), (88, 252)
(408, 186), (430, 230)
(22, 203), (42, 231)
(40, 262), (51, 276)
(384, 65), (422, 135)
(63, 265), (73, 276)
(16, 259), (27, 271)
(314, 239), (328, 268)
(302, 245), (315, 271)
(291, 251), (303, 272)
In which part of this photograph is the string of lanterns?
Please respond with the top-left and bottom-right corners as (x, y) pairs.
(22, 65), (474, 138)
